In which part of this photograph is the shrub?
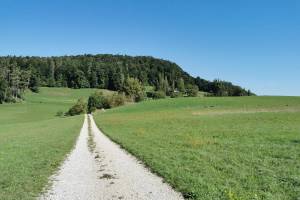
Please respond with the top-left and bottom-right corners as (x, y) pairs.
(66, 98), (86, 116)
(109, 93), (126, 107)
(122, 77), (145, 102)
(87, 104), (97, 113)
(87, 91), (111, 113)
(170, 91), (182, 98)
(186, 84), (199, 97)
(5, 95), (17, 103)
(135, 93), (145, 102)
(88, 91), (126, 113)
(30, 86), (39, 93)
(146, 91), (166, 99)
(87, 95), (97, 113)
(56, 111), (64, 117)
(204, 92), (214, 97)
(29, 76), (40, 93)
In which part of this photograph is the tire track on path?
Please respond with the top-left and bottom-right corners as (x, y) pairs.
(39, 114), (183, 200)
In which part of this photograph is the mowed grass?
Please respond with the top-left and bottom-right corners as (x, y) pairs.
(0, 87), (106, 200)
(94, 96), (300, 200)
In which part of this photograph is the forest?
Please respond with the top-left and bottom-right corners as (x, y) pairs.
(0, 54), (254, 103)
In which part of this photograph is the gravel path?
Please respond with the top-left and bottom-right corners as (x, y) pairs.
(39, 114), (183, 200)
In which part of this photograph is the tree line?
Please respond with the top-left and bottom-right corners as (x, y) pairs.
(0, 54), (254, 103)
(0, 60), (39, 103)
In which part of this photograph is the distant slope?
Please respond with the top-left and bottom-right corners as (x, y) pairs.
(0, 54), (253, 96)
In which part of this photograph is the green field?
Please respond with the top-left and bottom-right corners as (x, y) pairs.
(94, 96), (300, 200)
(0, 87), (103, 200)
(1, 88), (299, 200)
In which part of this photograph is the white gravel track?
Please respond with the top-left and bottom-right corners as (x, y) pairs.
(39, 114), (183, 200)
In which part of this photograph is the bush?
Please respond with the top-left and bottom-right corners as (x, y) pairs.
(186, 84), (199, 97)
(66, 98), (86, 116)
(122, 77), (145, 102)
(170, 91), (182, 98)
(135, 93), (145, 102)
(5, 95), (17, 103)
(56, 110), (64, 117)
(87, 91), (110, 113)
(30, 85), (39, 93)
(87, 104), (97, 113)
(88, 91), (126, 113)
(146, 91), (166, 99)
(29, 76), (40, 93)
(87, 95), (96, 113)
(204, 92), (214, 97)
(108, 93), (126, 107)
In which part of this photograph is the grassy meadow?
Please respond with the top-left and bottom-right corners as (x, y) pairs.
(94, 96), (300, 200)
(0, 87), (103, 200)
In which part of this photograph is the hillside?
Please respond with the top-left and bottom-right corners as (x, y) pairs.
(1, 87), (298, 199)
(94, 96), (300, 199)
(0, 54), (253, 103)
(0, 87), (105, 199)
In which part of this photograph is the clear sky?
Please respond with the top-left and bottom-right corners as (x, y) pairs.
(0, 0), (299, 96)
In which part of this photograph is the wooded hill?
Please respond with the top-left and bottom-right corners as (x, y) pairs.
(0, 54), (254, 103)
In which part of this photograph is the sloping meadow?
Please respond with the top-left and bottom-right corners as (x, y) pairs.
(94, 96), (300, 200)
(0, 87), (101, 199)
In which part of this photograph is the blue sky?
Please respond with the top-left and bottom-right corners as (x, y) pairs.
(0, 0), (299, 95)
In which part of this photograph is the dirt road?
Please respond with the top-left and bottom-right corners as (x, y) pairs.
(39, 114), (183, 200)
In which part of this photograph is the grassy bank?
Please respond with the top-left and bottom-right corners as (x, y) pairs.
(0, 87), (101, 200)
(94, 96), (300, 200)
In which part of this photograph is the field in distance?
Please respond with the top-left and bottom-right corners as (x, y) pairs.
(94, 96), (300, 200)
(0, 87), (106, 200)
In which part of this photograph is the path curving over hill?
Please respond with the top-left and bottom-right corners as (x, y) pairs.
(39, 114), (183, 200)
